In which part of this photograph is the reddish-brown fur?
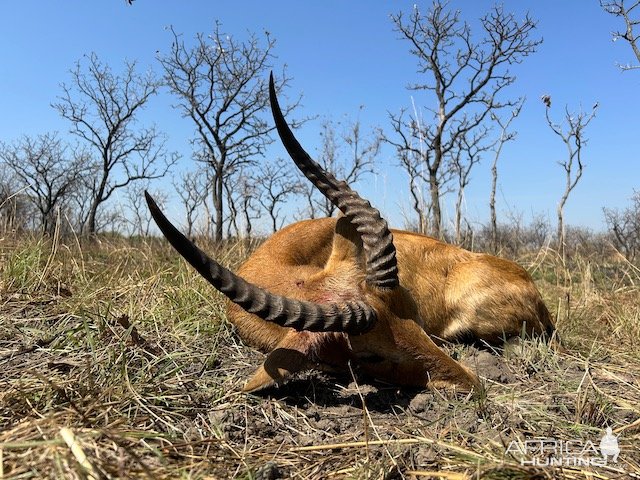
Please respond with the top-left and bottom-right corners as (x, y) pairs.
(149, 76), (555, 395)
(228, 216), (554, 393)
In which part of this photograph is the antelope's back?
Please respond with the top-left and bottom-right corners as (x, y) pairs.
(228, 217), (554, 349)
(228, 218), (337, 350)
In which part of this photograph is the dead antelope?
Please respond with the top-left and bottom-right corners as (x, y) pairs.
(145, 73), (555, 394)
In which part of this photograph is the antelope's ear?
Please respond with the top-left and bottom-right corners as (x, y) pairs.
(243, 348), (311, 392)
(242, 332), (315, 392)
(325, 216), (365, 270)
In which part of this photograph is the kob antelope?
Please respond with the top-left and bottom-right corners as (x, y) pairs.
(145, 73), (555, 394)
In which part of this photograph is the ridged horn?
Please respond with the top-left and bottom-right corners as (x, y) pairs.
(269, 73), (398, 289)
(145, 192), (376, 334)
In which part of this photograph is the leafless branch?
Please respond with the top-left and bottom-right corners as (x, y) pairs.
(302, 115), (380, 218)
(386, 1), (541, 237)
(256, 158), (304, 232)
(173, 168), (209, 239)
(543, 98), (598, 255)
(489, 97), (524, 252)
(53, 53), (177, 235)
(604, 190), (640, 260)
(158, 23), (301, 241)
(0, 133), (89, 235)
(601, 0), (640, 70)
(451, 126), (494, 245)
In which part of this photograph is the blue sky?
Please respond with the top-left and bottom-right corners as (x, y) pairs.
(1, 1), (638, 233)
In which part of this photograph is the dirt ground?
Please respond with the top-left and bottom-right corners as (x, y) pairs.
(1, 239), (639, 479)
(200, 334), (639, 479)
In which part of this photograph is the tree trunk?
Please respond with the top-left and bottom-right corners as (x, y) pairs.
(557, 196), (566, 258)
(214, 167), (224, 243)
(557, 166), (574, 258)
(85, 163), (109, 236)
(428, 172), (442, 238)
(490, 158), (498, 253)
(430, 132), (443, 238)
(243, 206), (253, 239)
(270, 207), (277, 233)
(408, 178), (427, 234)
(42, 209), (51, 237)
(86, 199), (99, 236)
(186, 214), (194, 240)
(455, 187), (463, 244)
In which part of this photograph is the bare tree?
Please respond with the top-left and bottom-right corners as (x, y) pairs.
(122, 182), (168, 237)
(223, 168), (265, 239)
(387, 2), (541, 238)
(396, 143), (431, 234)
(489, 99), (524, 253)
(451, 129), (492, 245)
(601, 0), (640, 70)
(303, 116), (380, 218)
(604, 190), (640, 261)
(524, 214), (552, 252)
(174, 168), (208, 239)
(0, 169), (15, 232)
(543, 98), (598, 255)
(0, 133), (88, 235)
(298, 180), (319, 220)
(0, 168), (33, 233)
(224, 180), (240, 239)
(66, 162), (99, 234)
(339, 114), (381, 203)
(313, 120), (340, 217)
(159, 24), (299, 242)
(256, 158), (304, 232)
(239, 176), (261, 238)
(53, 53), (177, 235)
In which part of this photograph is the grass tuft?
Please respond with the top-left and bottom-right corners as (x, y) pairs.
(0, 234), (638, 478)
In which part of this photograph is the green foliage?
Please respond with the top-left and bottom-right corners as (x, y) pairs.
(1, 238), (45, 292)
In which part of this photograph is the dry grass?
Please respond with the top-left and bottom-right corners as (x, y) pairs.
(0, 232), (638, 479)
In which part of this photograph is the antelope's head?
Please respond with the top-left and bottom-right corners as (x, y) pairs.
(146, 74), (481, 394)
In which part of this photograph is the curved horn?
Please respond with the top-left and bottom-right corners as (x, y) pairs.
(145, 192), (376, 334)
(269, 73), (398, 289)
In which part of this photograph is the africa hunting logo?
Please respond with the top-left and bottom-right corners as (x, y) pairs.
(506, 427), (621, 467)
